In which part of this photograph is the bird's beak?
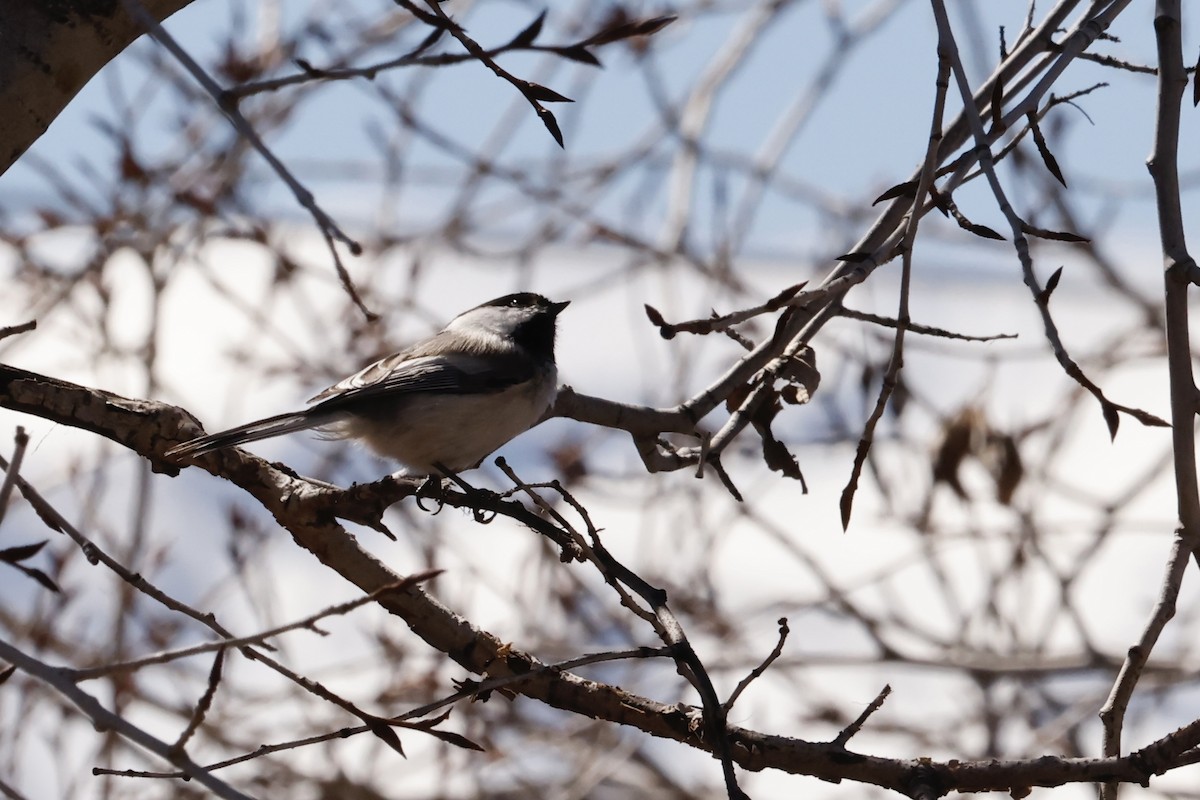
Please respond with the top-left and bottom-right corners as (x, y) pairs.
(549, 300), (570, 316)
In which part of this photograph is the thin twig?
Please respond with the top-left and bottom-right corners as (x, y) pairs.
(171, 649), (225, 753)
(96, 645), (671, 778)
(0, 452), (267, 646)
(0, 427), (28, 528)
(0, 454), (414, 753)
(0, 773), (30, 800)
(0, 321), (35, 341)
(118, 0), (372, 317)
(69, 576), (437, 680)
(833, 684), (893, 748)
(495, 463), (748, 799)
(406, 0), (570, 146)
(723, 617), (789, 712)
(840, 308), (1018, 342)
(840, 7), (950, 529)
(1100, 5), (1196, 798)
(0, 636), (257, 800)
(930, 0), (1160, 441)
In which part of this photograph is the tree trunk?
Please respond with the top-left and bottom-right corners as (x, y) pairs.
(0, 0), (195, 176)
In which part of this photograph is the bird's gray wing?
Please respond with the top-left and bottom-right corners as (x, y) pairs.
(307, 349), (535, 412)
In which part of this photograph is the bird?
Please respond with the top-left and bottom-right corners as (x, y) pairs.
(166, 292), (569, 475)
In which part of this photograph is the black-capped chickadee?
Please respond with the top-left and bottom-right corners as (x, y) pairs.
(167, 292), (569, 475)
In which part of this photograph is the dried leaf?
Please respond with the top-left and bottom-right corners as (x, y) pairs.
(1101, 400), (1120, 440)
(765, 282), (807, 309)
(1037, 266), (1064, 305)
(644, 304), (674, 338)
(1123, 406), (1169, 428)
(966, 222), (1005, 241)
(581, 15), (676, 46)
(990, 78), (1005, 133)
(551, 45), (602, 67)
(724, 379), (754, 412)
(630, 16), (676, 37)
(873, 180), (917, 205)
(749, 398), (807, 489)
(0, 665), (14, 685)
(988, 434), (1024, 505)
(840, 437), (871, 530)
(778, 348), (820, 405)
(536, 106), (564, 148)
(929, 185), (951, 215)
(524, 81), (572, 103)
(761, 434), (804, 483)
(550, 440), (588, 484)
(1021, 222), (1089, 243)
(422, 727), (485, 751)
(507, 10), (546, 49)
(14, 564), (60, 593)
(890, 371), (909, 418)
(859, 361), (876, 395)
(1028, 111), (1067, 187)
(408, 26), (445, 59)
(0, 540), (48, 563)
(780, 385), (805, 404)
(119, 145), (148, 185)
(410, 716), (487, 752)
(931, 410), (977, 500)
(452, 677), (480, 694)
(367, 718), (406, 757)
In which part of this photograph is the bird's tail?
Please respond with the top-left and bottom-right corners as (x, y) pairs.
(166, 411), (324, 458)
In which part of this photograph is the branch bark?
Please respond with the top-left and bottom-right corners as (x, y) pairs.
(0, 0), (195, 177)
(1100, 4), (1198, 798)
(4, 362), (1200, 794)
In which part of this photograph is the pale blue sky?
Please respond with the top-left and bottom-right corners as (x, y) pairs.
(3, 1), (1185, 267)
